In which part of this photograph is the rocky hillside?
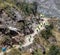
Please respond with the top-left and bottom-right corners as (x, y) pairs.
(0, 0), (60, 55)
(26, 0), (60, 18)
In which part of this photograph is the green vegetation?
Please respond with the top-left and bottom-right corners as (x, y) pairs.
(0, 0), (38, 17)
(0, 0), (60, 55)
(47, 45), (60, 55)
(16, 1), (38, 16)
(45, 24), (54, 30)
(6, 48), (21, 55)
(32, 49), (42, 55)
(41, 24), (54, 40)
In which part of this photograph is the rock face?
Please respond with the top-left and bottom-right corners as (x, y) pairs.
(25, 0), (60, 18)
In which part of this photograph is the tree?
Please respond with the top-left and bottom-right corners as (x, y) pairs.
(45, 24), (54, 30)
(40, 29), (52, 40)
(32, 2), (38, 15)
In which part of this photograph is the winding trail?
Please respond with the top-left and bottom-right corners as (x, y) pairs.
(22, 18), (48, 47)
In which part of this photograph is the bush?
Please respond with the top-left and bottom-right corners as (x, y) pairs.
(32, 49), (42, 55)
(41, 24), (53, 40)
(47, 45), (60, 55)
(7, 48), (21, 55)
